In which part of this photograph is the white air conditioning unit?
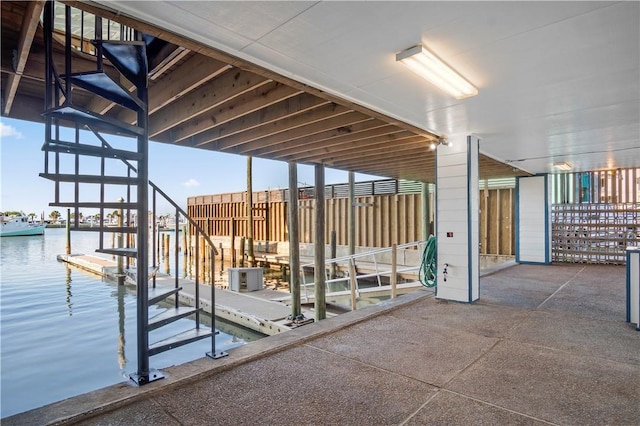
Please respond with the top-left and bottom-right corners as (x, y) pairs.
(228, 267), (263, 292)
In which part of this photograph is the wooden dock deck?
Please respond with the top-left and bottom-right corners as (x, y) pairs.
(57, 253), (313, 336)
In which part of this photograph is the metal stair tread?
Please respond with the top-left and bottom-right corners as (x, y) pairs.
(148, 286), (182, 305)
(39, 172), (139, 185)
(43, 104), (144, 137)
(69, 226), (137, 233)
(149, 328), (214, 356)
(93, 40), (148, 89)
(67, 71), (144, 111)
(50, 201), (138, 209)
(95, 247), (138, 257)
(44, 140), (143, 161)
(148, 306), (198, 331)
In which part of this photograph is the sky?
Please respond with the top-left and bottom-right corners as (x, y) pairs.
(0, 117), (381, 216)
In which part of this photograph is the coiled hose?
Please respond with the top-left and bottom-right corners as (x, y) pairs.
(419, 236), (437, 287)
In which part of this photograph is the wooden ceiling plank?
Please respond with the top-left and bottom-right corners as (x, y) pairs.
(148, 68), (270, 137)
(149, 47), (191, 81)
(328, 152), (432, 171)
(179, 92), (328, 145)
(168, 82), (301, 142)
(289, 132), (422, 163)
(3, 0), (45, 115)
(200, 104), (354, 150)
(315, 137), (430, 166)
(228, 111), (372, 154)
(256, 120), (391, 158)
(116, 54), (231, 126)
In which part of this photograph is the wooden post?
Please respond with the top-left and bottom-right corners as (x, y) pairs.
(348, 259), (357, 311)
(230, 219), (236, 267)
(265, 190), (270, 253)
(182, 226), (187, 253)
(348, 171), (355, 256)
(391, 243), (397, 299)
(164, 234), (170, 258)
(288, 162), (301, 318)
(246, 156), (255, 266)
(314, 164), (326, 321)
(239, 237), (245, 267)
(330, 230), (337, 279)
(65, 208), (71, 254)
(421, 183), (429, 240)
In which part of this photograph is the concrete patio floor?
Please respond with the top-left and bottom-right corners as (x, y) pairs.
(6, 263), (639, 425)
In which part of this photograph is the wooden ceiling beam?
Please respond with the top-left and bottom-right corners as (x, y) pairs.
(287, 131), (420, 163)
(311, 137), (430, 166)
(261, 122), (397, 158)
(327, 150), (432, 171)
(168, 82), (301, 142)
(198, 104), (354, 150)
(116, 54), (231, 127)
(180, 92), (328, 145)
(2, 0), (45, 115)
(225, 110), (372, 154)
(148, 68), (270, 137)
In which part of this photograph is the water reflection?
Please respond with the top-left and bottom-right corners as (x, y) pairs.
(65, 265), (73, 316)
(116, 284), (127, 369)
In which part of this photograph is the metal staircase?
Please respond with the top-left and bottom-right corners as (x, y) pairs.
(40, 1), (226, 385)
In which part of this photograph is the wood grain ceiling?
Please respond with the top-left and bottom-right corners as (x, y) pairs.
(1, 1), (528, 183)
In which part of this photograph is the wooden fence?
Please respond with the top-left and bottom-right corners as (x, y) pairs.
(187, 179), (516, 256)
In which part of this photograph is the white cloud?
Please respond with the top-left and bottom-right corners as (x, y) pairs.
(182, 178), (200, 188)
(0, 122), (24, 139)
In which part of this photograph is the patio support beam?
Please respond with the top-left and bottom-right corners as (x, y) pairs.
(314, 164), (326, 321)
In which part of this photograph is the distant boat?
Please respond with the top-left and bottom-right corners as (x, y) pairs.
(0, 216), (46, 237)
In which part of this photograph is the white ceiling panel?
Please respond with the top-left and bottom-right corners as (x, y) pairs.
(94, 0), (640, 175)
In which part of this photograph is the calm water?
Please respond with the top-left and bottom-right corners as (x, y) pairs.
(0, 228), (263, 418)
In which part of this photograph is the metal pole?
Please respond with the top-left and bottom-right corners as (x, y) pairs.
(314, 164), (326, 321)
(288, 162), (301, 318)
(133, 30), (155, 384)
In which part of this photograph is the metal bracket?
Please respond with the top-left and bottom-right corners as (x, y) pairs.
(129, 368), (165, 386)
(207, 350), (229, 360)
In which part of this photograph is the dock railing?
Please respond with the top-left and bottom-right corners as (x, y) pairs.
(300, 240), (427, 309)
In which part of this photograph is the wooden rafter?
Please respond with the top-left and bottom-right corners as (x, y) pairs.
(168, 82), (302, 143)
(2, 0), (44, 115)
(148, 68), (269, 137)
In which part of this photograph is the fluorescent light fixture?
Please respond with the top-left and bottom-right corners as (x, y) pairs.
(552, 162), (572, 171)
(396, 44), (478, 99)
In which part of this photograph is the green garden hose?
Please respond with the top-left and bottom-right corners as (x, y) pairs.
(419, 236), (437, 287)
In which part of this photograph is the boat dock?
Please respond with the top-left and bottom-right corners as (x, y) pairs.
(56, 254), (315, 336)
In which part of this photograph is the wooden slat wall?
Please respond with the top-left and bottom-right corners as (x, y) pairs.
(188, 188), (516, 255)
(480, 188), (515, 255)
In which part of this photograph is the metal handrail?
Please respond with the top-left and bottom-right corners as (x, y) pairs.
(300, 240), (426, 302)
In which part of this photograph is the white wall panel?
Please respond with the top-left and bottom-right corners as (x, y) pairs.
(436, 135), (480, 303)
(516, 175), (550, 263)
